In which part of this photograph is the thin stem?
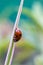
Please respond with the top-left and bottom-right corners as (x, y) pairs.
(4, 0), (24, 65)
(8, 42), (16, 65)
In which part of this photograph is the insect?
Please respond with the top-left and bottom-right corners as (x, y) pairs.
(13, 28), (22, 42)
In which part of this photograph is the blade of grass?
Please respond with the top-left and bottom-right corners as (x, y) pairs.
(4, 0), (24, 65)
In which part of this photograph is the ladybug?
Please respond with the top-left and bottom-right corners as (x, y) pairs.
(13, 28), (22, 42)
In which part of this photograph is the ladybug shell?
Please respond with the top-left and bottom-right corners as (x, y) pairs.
(13, 28), (22, 42)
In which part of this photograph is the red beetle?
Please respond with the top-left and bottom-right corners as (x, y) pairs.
(13, 28), (22, 42)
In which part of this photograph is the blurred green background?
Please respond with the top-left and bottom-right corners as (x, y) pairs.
(0, 0), (43, 65)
